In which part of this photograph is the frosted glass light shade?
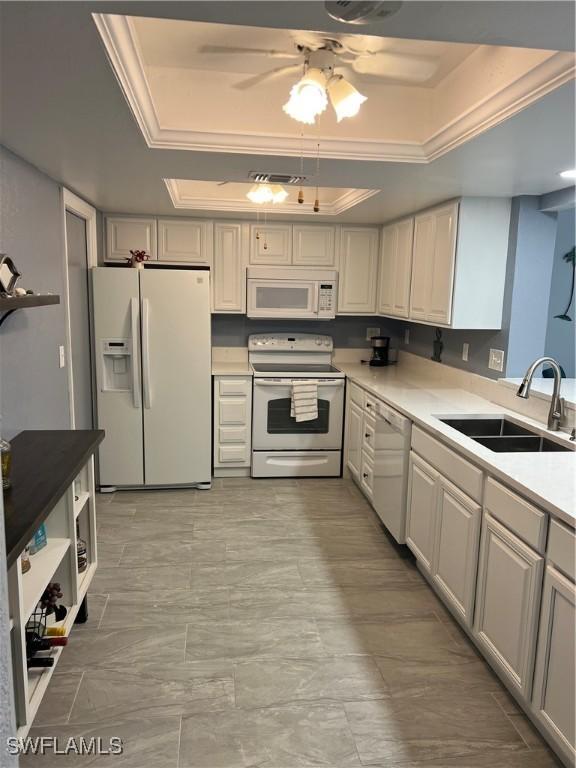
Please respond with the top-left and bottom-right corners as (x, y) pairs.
(283, 68), (328, 125)
(246, 183), (288, 204)
(328, 77), (367, 122)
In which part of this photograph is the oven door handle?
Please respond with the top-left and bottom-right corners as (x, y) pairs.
(254, 378), (344, 387)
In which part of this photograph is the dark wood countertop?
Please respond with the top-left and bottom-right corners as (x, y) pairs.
(3, 430), (104, 568)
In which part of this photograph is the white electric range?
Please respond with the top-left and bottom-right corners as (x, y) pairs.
(249, 333), (345, 478)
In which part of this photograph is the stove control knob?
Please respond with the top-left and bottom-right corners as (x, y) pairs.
(315, 339), (322, 345)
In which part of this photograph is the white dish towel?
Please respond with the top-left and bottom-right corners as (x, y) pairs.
(290, 380), (319, 422)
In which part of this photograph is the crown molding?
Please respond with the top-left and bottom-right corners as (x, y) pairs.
(164, 179), (379, 215)
(95, 14), (575, 165)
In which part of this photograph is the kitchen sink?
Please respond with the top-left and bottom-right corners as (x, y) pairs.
(439, 417), (574, 453)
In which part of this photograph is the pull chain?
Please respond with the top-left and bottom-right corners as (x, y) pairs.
(314, 140), (320, 213)
(298, 131), (304, 205)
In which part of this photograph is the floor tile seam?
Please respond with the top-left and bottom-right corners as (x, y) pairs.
(65, 670), (85, 725)
(489, 692), (538, 752)
(96, 596), (110, 630)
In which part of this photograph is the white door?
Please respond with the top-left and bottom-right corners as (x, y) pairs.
(532, 565), (576, 764)
(474, 514), (544, 698)
(249, 223), (292, 265)
(293, 225), (336, 266)
(378, 223), (397, 316)
(409, 212), (435, 321)
(157, 219), (213, 264)
(213, 222), (247, 313)
(140, 269), (211, 486)
(92, 268), (143, 486)
(426, 202), (458, 325)
(346, 401), (363, 478)
(106, 217), (157, 262)
(393, 218), (414, 318)
(432, 478), (481, 625)
(406, 453), (438, 572)
(338, 227), (379, 314)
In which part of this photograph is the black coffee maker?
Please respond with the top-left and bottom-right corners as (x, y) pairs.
(369, 336), (390, 366)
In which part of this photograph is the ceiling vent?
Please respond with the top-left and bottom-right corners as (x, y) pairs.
(325, 1), (403, 24)
(249, 172), (307, 185)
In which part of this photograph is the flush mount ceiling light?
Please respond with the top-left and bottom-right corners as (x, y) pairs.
(246, 183), (288, 204)
(559, 169), (576, 179)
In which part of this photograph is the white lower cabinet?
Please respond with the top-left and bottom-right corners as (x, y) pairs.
(213, 376), (252, 475)
(432, 478), (481, 625)
(406, 453), (438, 573)
(474, 514), (544, 698)
(346, 401), (363, 478)
(532, 565), (575, 766)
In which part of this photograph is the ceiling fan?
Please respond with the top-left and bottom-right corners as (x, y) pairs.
(200, 37), (438, 91)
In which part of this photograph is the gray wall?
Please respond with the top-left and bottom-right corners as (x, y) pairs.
(545, 209), (576, 376)
(0, 146), (71, 439)
(212, 315), (404, 350)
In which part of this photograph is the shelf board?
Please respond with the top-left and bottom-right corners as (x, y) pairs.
(73, 490), (90, 520)
(0, 294), (60, 311)
(21, 539), (71, 623)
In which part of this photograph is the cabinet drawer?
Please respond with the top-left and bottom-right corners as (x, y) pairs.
(484, 478), (547, 553)
(218, 378), (251, 397)
(362, 415), (376, 456)
(218, 445), (249, 464)
(349, 383), (364, 407)
(364, 393), (379, 416)
(218, 398), (248, 425)
(548, 520), (575, 581)
(360, 451), (374, 498)
(218, 426), (248, 444)
(411, 427), (483, 502)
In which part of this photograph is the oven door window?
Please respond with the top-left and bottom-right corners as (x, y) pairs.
(267, 398), (330, 434)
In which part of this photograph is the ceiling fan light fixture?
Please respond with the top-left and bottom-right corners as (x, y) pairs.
(283, 67), (328, 125)
(246, 183), (288, 204)
(328, 76), (367, 122)
(270, 184), (289, 203)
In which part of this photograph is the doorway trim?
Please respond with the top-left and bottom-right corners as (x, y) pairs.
(61, 189), (98, 429)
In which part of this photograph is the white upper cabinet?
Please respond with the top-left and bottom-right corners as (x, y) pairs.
(158, 219), (213, 265)
(378, 217), (414, 318)
(105, 217), (157, 262)
(212, 222), (248, 314)
(249, 223), (292, 265)
(337, 227), (379, 315)
(292, 225), (336, 266)
(406, 198), (511, 329)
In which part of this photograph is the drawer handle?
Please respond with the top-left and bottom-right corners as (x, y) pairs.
(363, 472), (369, 478)
(366, 403), (373, 409)
(364, 433), (371, 439)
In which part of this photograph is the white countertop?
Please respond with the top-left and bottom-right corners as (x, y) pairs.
(500, 377), (576, 408)
(339, 363), (576, 528)
(212, 361), (253, 375)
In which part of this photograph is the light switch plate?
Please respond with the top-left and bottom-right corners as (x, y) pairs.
(488, 348), (504, 372)
(366, 327), (380, 341)
(462, 343), (469, 362)
(59, 345), (66, 369)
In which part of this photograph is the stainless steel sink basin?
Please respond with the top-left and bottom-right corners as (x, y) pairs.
(439, 417), (573, 453)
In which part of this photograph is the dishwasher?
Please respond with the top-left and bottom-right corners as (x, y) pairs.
(370, 400), (412, 544)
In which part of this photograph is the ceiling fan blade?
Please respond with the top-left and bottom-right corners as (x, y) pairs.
(233, 64), (302, 91)
(200, 45), (299, 60)
(352, 52), (438, 82)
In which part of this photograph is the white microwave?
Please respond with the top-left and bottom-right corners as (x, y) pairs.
(246, 267), (338, 319)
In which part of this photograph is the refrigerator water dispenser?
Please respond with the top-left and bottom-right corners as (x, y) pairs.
(101, 339), (133, 391)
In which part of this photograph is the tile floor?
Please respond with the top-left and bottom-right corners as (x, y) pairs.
(23, 478), (560, 767)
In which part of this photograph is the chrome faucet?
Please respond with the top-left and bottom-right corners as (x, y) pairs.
(517, 357), (565, 431)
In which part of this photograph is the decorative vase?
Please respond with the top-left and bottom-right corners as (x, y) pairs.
(133, 261), (144, 270)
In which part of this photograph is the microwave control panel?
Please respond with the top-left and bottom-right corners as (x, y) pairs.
(318, 282), (336, 317)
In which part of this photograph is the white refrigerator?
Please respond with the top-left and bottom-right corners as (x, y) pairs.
(92, 267), (212, 489)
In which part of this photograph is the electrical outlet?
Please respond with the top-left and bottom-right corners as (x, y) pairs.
(59, 345), (66, 369)
(462, 343), (469, 362)
(366, 327), (380, 341)
(404, 329), (410, 345)
(488, 348), (505, 372)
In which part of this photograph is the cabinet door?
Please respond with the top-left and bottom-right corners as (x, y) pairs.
(106, 217), (157, 262)
(406, 453), (439, 572)
(409, 212), (435, 321)
(426, 202), (458, 325)
(249, 223), (292, 265)
(432, 478), (481, 626)
(378, 223), (397, 316)
(158, 219), (212, 264)
(338, 227), (379, 314)
(346, 401), (363, 478)
(474, 514), (544, 698)
(293, 225), (336, 266)
(532, 565), (575, 764)
(393, 218), (414, 318)
(213, 222), (247, 313)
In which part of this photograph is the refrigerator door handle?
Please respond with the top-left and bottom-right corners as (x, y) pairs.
(130, 298), (141, 409)
(142, 297), (152, 409)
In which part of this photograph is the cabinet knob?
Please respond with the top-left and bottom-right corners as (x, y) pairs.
(363, 473), (369, 478)
(365, 433), (371, 439)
